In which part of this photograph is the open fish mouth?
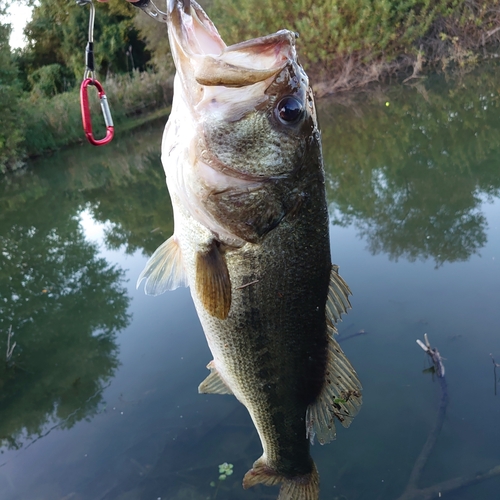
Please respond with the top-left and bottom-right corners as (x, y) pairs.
(167, 0), (298, 88)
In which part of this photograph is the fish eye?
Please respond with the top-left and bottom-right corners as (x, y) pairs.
(276, 96), (304, 124)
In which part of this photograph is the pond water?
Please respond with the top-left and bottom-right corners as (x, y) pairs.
(1, 64), (500, 500)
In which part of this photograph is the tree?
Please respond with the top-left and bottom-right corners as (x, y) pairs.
(0, 20), (25, 172)
(23, 0), (150, 88)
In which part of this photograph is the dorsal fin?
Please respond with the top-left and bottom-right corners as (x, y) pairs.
(198, 361), (233, 395)
(196, 240), (231, 319)
(326, 264), (352, 329)
(136, 235), (187, 295)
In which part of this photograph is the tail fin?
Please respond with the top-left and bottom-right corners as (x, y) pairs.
(243, 457), (319, 500)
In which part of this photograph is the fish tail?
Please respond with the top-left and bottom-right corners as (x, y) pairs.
(277, 465), (320, 500)
(243, 457), (319, 500)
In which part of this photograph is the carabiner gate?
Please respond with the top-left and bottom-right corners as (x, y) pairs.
(80, 78), (114, 146)
(131, 0), (169, 23)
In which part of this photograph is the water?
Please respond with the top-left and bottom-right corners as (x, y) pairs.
(1, 65), (500, 500)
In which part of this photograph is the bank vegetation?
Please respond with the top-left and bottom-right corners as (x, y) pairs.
(1, 0), (500, 173)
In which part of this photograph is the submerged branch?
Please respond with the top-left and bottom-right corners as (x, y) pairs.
(401, 465), (500, 500)
(396, 335), (500, 500)
(490, 354), (500, 396)
(399, 375), (448, 497)
(416, 333), (445, 377)
(338, 329), (368, 344)
(5, 325), (16, 363)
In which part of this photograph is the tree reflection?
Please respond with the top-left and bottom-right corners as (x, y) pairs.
(84, 150), (174, 256)
(321, 67), (500, 265)
(0, 123), (176, 451)
(0, 164), (130, 451)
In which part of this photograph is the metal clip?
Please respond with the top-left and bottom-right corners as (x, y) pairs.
(80, 78), (114, 146)
(78, 0), (114, 146)
(132, 0), (169, 23)
(82, 0), (96, 81)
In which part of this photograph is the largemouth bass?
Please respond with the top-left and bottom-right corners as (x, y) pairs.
(138, 1), (362, 498)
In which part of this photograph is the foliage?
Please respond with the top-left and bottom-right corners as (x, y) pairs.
(209, 462), (235, 499)
(23, 0), (150, 85)
(3, 0), (500, 171)
(217, 462), (234, 481)
(208, 0), (500, 89)
(28, 62), (74, 97)
(0, 61), (172, 171)
(210, 1), (453, 70)
(0, 22), (25, 173)
(1, 0), (167, 172)
(21, 69), (172, 157)
(0, 84), (25, 173)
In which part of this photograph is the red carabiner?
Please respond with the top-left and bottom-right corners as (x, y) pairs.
(80, 78), (114, 146)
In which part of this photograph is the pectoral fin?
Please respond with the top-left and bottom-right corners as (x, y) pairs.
(136, 235), (187, 295)
(196, 241), (231, 319)
(198, 361), (233, 395)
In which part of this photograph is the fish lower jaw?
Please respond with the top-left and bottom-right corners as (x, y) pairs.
(196, 158), (264, 191)
(168, 157), (265, 247)
(167, 170), (245, 248)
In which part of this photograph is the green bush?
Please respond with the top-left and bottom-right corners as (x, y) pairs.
(208, 0), (500, 85)
(0, 23), (26, 173)
(210, 1), (455, 71)
(28, 63), (74, 98)
(0, 84), (25, 173)
(21, 69), (173, 157)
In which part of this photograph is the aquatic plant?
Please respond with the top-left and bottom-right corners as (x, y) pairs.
(217, 462), (234, 481)
(209, 463), (234, 499)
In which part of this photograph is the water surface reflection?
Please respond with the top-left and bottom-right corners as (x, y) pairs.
(0, 170), (129, 453)
(1, 68), (500, 499)
(322, 66), (500, 266)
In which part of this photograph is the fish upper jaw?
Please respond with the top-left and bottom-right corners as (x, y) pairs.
(168, 0), (226, 59)
(167, 0), (298, 105)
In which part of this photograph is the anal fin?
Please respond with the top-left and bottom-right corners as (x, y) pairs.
(136, 235), (187, 295)
(196, 240), (231, 319)
(198, 361), (233, 395)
